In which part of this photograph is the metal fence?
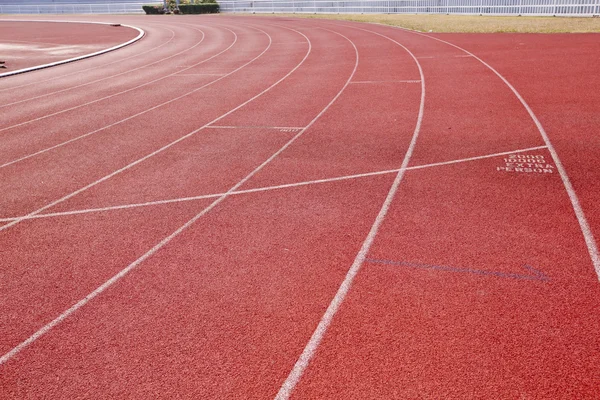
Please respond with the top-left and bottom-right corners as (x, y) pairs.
(0, 2), (149, 13)
(219, 0), (600, 15)
(0, 0), (597, 15)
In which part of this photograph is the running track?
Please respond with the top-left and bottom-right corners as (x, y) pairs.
(0, 15), (599, 399)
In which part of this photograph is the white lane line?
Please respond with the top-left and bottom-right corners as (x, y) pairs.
(275, 27), (425, 400)
(0, 25), (354, 367)
(0, 24), (206, 109)
(408, 32), (600, 280)
(351, 80), (420, 84)
(0, 27), (239, 169)
(0, 22), (176, 93)
(0, 20), (144, 79)
(0, 145), (549, 223)
(0, 24), (231, 134)
(206, 125), (305, 130)
(0, 26), (271, 232)
(407, 145), (548, 171)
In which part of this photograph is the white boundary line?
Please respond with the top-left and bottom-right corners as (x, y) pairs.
(0, 25), (358, 367)
(0, 25), (240, 168)
(0, 23), (235, 136)
(403, 31), (600, 280)
(0, 145), (548, 223)
(275, 26), (425, 400)
(0, 22), (181, 93)
(0, 23), (208, 109)
(0, 20), (145, 78)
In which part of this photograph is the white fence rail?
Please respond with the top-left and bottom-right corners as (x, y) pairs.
(0, 0), (598, 15)
(0, 2), (150, 13)
(219, 0), (600, 15)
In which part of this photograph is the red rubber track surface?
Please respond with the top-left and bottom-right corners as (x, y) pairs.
(0, 21), (139, 73)
(0, 15), (598, 399)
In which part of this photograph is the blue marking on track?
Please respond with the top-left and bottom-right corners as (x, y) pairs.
(365, 258), (550, 282)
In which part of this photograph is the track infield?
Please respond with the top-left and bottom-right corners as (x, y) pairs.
(0, 15), (599, 399)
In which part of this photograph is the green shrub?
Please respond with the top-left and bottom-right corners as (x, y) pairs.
(179, 3), (220, 13)
(142, 5), (165, 14)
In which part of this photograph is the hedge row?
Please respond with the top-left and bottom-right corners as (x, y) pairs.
(142, 3), (219, 14)
(142, 5), (164, 14)
(179, 4), (220, 13)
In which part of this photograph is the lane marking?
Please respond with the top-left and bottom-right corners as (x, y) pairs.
(0, 20), (144, 79)
(0, 24), (206, 109)
(351, 80), (420, 84)
(0, 22), (177, 93)
(0, 26), (241, 168)
(406, 31), (600, 281)
(0, 25), (358, 367)
(407, 145), (548, 171)
(366, 259), (550, 282)
(0, 26), (271, 232)
(0, 25), (234, 136)
(336, 19), (600, 281)
(0, 145), (548, 222)
(275, 26), (425, 400)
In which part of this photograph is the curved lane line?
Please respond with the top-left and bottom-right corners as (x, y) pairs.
(0, 25), (238, 168)
(326, 17), (600, 281)
(0, 23), (207, 109)
(0, 25), (269, 232)
(0, 22), (322, 367)
(0, 23), (176, 93)
(275, 25), (425, 400)
(396, 29), (600, 281)
(0, 20), (145, 78)
(0, 23), (223, 133)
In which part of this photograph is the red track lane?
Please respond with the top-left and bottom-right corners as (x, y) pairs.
(272, 21), (600, 399)
(0, 21), (314, 345)
(0, 21), (139, 73)
(0, 22), (320, 353)
(0, 15), (599, 399)
(440, 32), (600, 282)
(48, 27), (350, 211)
